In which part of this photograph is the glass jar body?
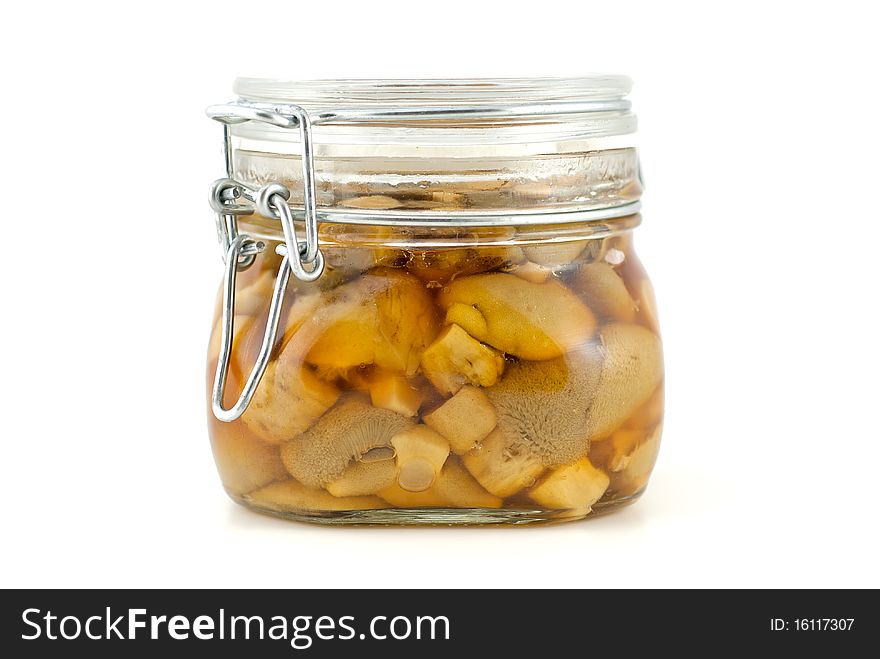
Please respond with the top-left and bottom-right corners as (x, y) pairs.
(206, 217), (663, 525)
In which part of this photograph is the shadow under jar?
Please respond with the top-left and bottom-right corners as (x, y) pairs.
(206, 76), (663, 525)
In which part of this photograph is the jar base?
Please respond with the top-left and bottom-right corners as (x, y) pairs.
(230, 488), (645, 527)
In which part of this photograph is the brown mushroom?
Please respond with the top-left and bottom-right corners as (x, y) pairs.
(280, 396), (413, 489)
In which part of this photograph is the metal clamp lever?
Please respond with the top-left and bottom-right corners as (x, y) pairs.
(212, 235), (288, 422)
(209, 178), (255, 268)
(207, 103), (324, 282)
(211, 224), (325, 423)
(208, 101), (328, 422)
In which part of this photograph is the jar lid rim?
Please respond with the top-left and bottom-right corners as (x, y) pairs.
(233, 75), (633, 112)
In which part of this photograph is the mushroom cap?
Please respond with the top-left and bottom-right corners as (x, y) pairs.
(407, 246), (524, 284)
(281, 396), (414, 488)
(243, 361), (340, 444)
(284, 269), (438, 376)
(587, 323), (663, 440)
(326, 458), (398, 497)
(437, 272), (597, 360)
(574, 262), (638, 323)
(486, 353), (602, 468)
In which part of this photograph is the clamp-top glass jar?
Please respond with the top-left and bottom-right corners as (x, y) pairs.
(205, 77), (663, 525)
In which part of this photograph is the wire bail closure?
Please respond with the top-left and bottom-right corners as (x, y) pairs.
(212, 236), (288, 422)
(207, 103), (327, 422)
(208, 102), (324, 280)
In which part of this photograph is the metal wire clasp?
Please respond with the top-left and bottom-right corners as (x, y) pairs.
(211, 236), (289, 422)
(254, 183), (324, 282)
(207, 103), (325, 281)
(207, 103), (327, 421)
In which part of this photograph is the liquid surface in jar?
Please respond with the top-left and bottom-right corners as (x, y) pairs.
(206, 221), (663, 522)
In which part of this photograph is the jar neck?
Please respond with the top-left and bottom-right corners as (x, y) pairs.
(232, 144), (640, 215)
(237, 213), (642, 249)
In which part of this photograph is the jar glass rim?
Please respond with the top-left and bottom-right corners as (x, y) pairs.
(233, 75), (633, 113)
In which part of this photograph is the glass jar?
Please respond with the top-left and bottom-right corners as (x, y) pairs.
(205, 77), (663, 525)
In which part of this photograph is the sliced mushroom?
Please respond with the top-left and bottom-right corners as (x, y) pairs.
(280, 396), (414, 489)
(528, 457), (610, 514)
(461, 426), (545, 498)
(420, 324), (505, 395)
(368, 373), (424, 417)
(423, 385), (498, 455)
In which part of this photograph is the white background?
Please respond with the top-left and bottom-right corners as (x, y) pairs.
(1, 0), (878, 589)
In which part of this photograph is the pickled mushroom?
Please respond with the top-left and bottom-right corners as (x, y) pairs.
(243, 361), (340, 444)
(528, 457), (610, 514)
(246, 480), (387, 512)
(485, 355), (602, 468)
(586, 323), (663, 440)
(285, 269), (438, 376)
(438, 273), (597, 360)
(206, 221), (664, 519)
(210, 424), (288, 495)
(461, 426), (545, 498)
(609, 423), (663, 496)
(234, 269), (275, 316)
(281, 396), (414, 489)
(208, 314), (254, 364)
(407, 246), (524, 284)
(326, 459), (398, 497)
(574, 262), (637, 322)
(420, 324), (505, 395)
(511, 261), (552, 284)
(368, 373), (424, 417)
(589, 387), (664, 472)
(522, 241), (587, 267)
(423, 385), (498, 455)
(379, 459), (502, 508)
(390, 425), (451, 492)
